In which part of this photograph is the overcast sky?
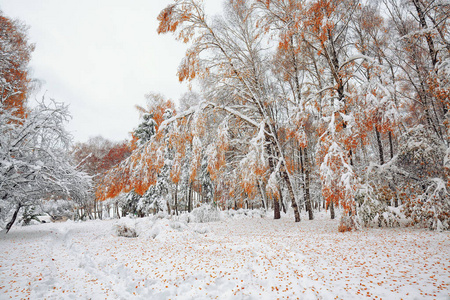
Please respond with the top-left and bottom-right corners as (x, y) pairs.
(1, 0), (222, 143)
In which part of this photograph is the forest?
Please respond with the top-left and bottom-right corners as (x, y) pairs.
(1, 0), (449, 299)
(99, 0), (449, 232)
(1, 0), (449, 233)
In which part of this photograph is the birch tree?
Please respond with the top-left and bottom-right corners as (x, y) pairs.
(157, 0), (302, 221)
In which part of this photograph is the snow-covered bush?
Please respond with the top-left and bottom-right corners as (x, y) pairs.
(402, 178), (449, 231)
(122, 190), (143, 217)
(152, 211), (171, 220)
(379, 207), (402, 228)
(192, 224), (209, 234)
(397, 125), (445, 181)
(245, 209), (266, 218)
(113, 217), (138, 237)
(356, 187), (400, 228)
(20, 206), (41, 226)
(191, 204), (221, 223)
(113, 216), (204, 240)
(338, 214), (359, 232)
(178, 212), (196, 223)
(135, 217), (207, 240)
(169, 220), (187, 230)
(223, 208), (266, 219)
(41, 199), (75, 220)
(396, 126), (449, 230)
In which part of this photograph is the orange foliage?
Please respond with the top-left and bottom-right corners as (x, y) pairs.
(0, 14), (34, 119)
(427, 72), (450, 117)
(157, 1), (197, 43)
(207, 123), (229, 182)
(97, 115), (175, 201)
(157, 5), (179, 34)
(178, 48), (201, 82)
(317, 109), (358, 222)
(305, 0), (342, 45)
(97, 139), (164, 201)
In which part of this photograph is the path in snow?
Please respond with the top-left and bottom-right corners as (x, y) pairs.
(0, 212), (449, 299)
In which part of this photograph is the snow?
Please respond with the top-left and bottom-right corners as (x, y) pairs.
(1, 211), (449, 299)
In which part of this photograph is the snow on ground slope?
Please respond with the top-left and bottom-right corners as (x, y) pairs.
(0, 211), (449, 299)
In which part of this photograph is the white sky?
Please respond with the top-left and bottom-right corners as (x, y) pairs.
(1, 0), (222, 143)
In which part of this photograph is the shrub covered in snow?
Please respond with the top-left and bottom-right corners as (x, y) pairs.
(395, 126), (449, 231)
(356, 187), (400, 228)
(41, 199), (75, 220)
(223, 208), (266, 219)
(113, 217), (138, 237)
(113, 215), (210, 240)
(152, 211), (171, 220)
(191, 204), (221, 223)
(178, 212), (196, 223)
(192, 224), (209, 234)
(20, 206), (41, 226)
(402, 179), (449, 231)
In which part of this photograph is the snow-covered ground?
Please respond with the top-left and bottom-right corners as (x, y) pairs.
(1, 210), (449, 299)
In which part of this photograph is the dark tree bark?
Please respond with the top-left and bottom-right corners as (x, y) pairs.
(388, 131), (394, 160)
(187, 182), (192, 213)
(6, 204), (22, 233)
(411, 0), (437, 67)
(274, 196), (281, 219)
(375, 126), (384, 165)
(329, 200), (335, 220)
(166, 199), (171, 215)
(174, 183), (179, 216)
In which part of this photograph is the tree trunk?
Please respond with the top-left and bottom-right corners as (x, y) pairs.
(188, 182), (192, 213)
(6, 204), (22, 233)
(98, 200), (103, 220)
(278, 187), (286, 214)
(388, 131), (394, 160)
(115, 202), (120, 219)
(166, 199), (171, 215)
(175, 183), (179, 216)
(257, 180), (267, 210)
(93, 200), (97, 220)
(375, 126), (384, 165)
(411, 0), (437, 67)
(330, 200), (335, 220)
(274, 196), (281, 219)
(87, 206), (94, 220)
(281, 171), (301, 222)
(301, 147), (314, 220)
(392, 176), (400, 208)
(290, 34), (312, 221)
(265, 136), (281, 219)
